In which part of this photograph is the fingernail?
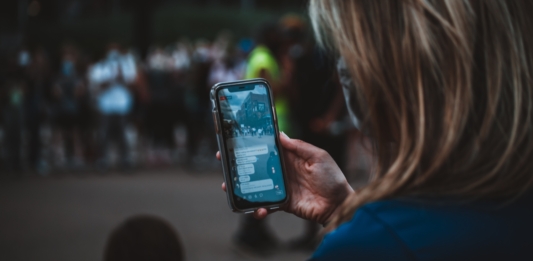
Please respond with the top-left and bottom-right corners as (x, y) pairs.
(281, 131), (290, 139)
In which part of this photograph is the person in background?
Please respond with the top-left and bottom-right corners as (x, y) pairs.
(75, 48), (97, 167)
(1, 47), (32, 173)
(24, 46), (51, 173)
(90, 45), (135, 170)
(245, 22), (292, 136)
(172, 40), (191, 72)
(104, 215), (184, 261)
(207, 43), (246, 87)
(51, 45), (86, 169)
(2, 76), (26, 173)
(231, 21), (287, 255)
(145, 46), (180, 166)
(185, 39), (214, 168)
(279, 14), (350, 251)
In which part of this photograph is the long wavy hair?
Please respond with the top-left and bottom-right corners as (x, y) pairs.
(310, 0), (533, 230)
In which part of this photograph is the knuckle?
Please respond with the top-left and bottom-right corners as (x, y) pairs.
(316, 148), (329, 158)
(292, 139), (305, 145)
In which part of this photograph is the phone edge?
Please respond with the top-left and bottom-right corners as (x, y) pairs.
(210, 78), (290, 213)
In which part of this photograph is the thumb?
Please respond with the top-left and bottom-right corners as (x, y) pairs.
(279, 131), (324, 160)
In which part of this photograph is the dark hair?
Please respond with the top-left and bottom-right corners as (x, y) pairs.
(255, 21), (282, 56)
(104, 215), (184, 261)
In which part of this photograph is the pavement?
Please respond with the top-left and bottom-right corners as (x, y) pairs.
(0, 169), (312, 261)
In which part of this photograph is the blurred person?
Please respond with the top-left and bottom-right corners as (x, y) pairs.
(172, 40), (192, 72)
(104, 215), (184, 261)
(195, 33), (250, 169)
(50, 45), (86, 169)
(89, 45), (136, 169)
(280, 15), (349, 251)
(1, 47), (32, 173)
(237, 38), (254, 57)
(211, 30), (233, 62)
(25, 46), (52, 172)
(183, 39), (214, 168)
(245, 22), (291, 134)
(207, 42), (246, 87)
(148, 46), (173, 72)
(96, 76), (132, 169)
(168, 42), (194, 164)
(217, 1), (533, 260)
(75, 50), (98, 166)
(192, 39), (211, 64)
(145, 46), (182, 166)
(2, 77), (25, 173)
(207, 39), (247, 168)
(231, 21), (287, 255)
(121, 48), (150, 167)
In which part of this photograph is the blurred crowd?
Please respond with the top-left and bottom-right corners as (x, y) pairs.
(0, 15), (366, 177)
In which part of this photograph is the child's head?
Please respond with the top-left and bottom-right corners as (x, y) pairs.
(104, 215), (184, 261)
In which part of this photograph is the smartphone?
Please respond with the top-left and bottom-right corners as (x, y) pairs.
(211, 79), (289, 213)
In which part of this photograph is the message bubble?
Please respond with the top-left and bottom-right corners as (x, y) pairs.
(239, 175), (251, 182)
(241, 179), (274, 194)
(236, 156), (258, 165)
(237, 164), (255, 175)
(234, 145), (268, 158)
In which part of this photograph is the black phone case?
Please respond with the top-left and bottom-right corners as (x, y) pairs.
(210, 78), (289, 213)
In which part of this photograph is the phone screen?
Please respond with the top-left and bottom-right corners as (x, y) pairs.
(217, 83), (287, 208)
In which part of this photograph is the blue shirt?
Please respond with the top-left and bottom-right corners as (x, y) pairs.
(311, 194), (533, 260)
(97, 83), (133, 115)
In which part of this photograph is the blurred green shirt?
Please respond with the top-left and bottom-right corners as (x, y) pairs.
(245, 45), (291, 135)
(245, 45), (280, 81)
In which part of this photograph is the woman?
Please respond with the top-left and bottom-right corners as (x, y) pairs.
(219, 0), (533, 260)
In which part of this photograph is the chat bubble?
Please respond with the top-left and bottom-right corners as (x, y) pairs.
(241, 179), (274, 194)
(234, 145), (268, 158)
(236, 156), (258, 165)
(237, 164), (255, 175)
(239, 175), (251, 182)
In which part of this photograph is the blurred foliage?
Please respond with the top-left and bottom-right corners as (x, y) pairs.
(153, 4), (280, 44)
(26, 3), (302, 58)
(29, 13), (133, 58)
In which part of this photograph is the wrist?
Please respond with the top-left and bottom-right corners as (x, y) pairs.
(321, 183), (354, 227)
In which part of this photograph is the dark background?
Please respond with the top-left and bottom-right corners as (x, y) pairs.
(0, 0), (308, 60)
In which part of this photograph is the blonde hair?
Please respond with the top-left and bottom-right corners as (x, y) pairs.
(310, 0), (533, 230)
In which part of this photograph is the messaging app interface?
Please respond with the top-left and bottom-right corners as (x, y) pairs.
(218, 84), (286, 203)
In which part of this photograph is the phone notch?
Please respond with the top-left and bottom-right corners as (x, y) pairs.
(229, 84), (254, 92)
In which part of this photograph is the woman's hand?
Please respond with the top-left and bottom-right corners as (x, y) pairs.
(217, 132), (353, 226)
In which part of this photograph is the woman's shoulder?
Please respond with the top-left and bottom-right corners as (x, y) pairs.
(310, 202), (417, 261)
(310, 195), (533, 261)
